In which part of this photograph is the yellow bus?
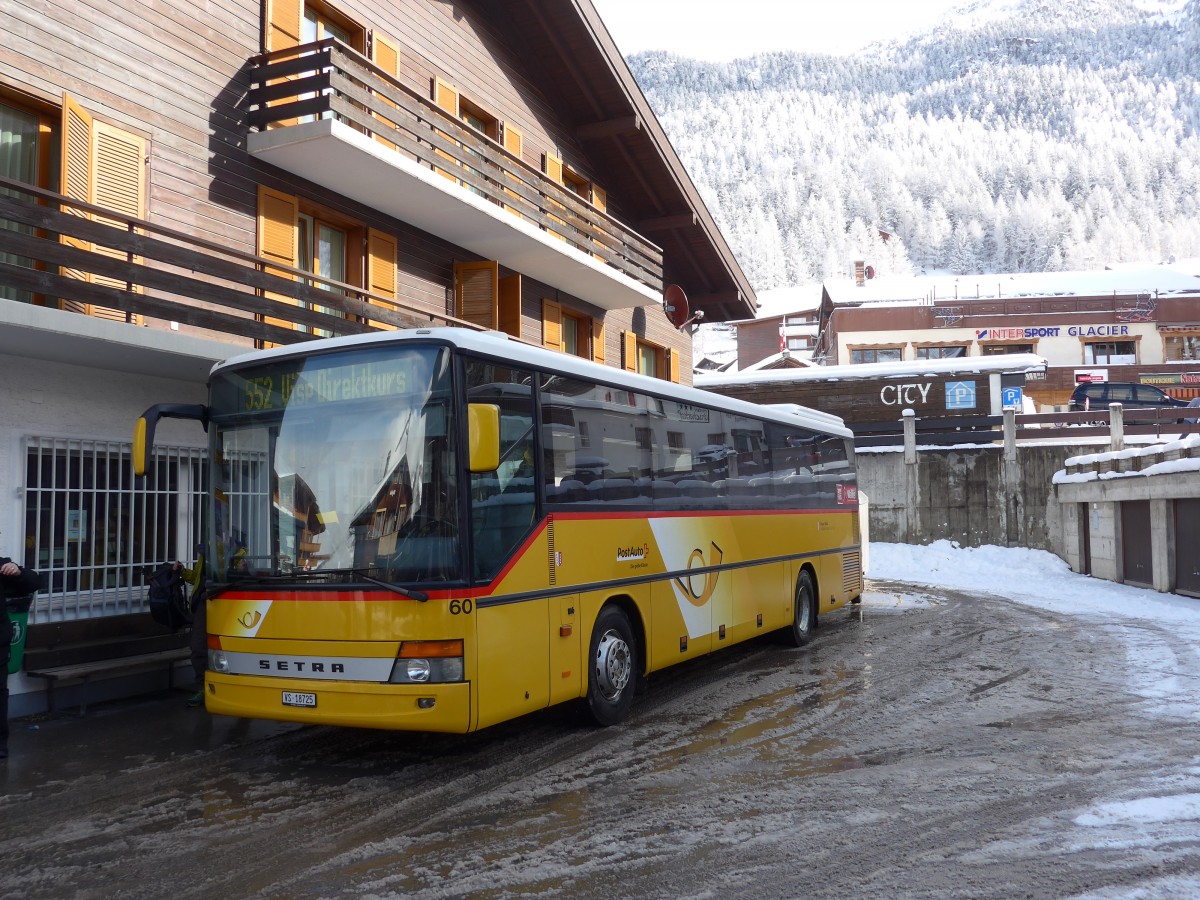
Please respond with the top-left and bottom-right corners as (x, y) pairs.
(134, 328), (862, 731)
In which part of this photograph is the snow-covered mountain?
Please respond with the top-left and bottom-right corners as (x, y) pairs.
(627, 0), (1200, 291)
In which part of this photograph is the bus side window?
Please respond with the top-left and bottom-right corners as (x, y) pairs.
(466, 361), (537, 581)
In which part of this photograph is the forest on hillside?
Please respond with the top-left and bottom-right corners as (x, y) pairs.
(626, 0), (1200, 290)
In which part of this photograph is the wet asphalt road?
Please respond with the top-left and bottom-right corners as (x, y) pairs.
(2, 581), (1199, 899)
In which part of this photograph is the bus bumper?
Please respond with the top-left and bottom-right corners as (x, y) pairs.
(203, 673), (473, 732)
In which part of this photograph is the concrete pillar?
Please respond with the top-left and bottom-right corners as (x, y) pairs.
(903, 408), (916, 465)
(1109, 403), (1124, 452)
(1060, 502), (1082, 573)
(1001, 411), (1021, 546)
(1089, 501), (1119, 582)
(1003, 408), (1017, 462)
(901, 409), (917, 543)
(1151, 498), (1172, 593)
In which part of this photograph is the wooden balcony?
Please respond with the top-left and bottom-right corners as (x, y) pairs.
(246, 39), (663, 310)
(0, 176), (471, 348)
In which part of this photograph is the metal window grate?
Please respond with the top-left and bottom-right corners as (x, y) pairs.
(22, 436), (206, 623)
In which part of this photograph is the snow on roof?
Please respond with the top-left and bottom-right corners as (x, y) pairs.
(740, 351), (816, 373)
(823, 263), (1200, 307)
(695, 352), (1047, 388)
(740, 284), (823, 320)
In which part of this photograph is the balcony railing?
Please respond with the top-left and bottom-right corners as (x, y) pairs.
(0, 176), (478, 346)
(246, 39), (663, 296)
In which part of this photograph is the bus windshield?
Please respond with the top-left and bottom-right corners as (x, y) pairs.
(208, 345), (458, 583)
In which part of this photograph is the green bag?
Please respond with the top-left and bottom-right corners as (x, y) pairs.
(6, 594), (33, 676)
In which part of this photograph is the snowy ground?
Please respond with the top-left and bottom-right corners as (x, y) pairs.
(870, 540), (1200, 899)
(5, 541), (1200, 898)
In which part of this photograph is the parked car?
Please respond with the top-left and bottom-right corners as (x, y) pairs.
(1067, 382), (1190, 412)
(1187, 397), (1200, 424)
(695, 444), (735, 463)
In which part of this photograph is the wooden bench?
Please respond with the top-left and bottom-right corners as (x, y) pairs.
(22, 613), (190, 715)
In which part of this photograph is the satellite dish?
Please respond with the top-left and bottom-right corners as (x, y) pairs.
(663, 284), (689, 329)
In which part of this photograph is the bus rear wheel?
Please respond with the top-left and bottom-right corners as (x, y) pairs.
(784, 571), (815, 648)
(586, 606), (638, 726)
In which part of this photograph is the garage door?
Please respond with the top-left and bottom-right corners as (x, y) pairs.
(1175, 499), (1200, 598)
(1120, 500), (1152, 588)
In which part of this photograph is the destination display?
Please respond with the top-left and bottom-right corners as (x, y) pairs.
(223, 352), (429, 413)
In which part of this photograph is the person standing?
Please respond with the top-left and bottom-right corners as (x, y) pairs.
(1, 555), (40, 759)
(176, 545), (207, 708)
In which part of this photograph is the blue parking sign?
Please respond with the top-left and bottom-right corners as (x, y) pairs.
(946, 380), (976, 410)
(1002, 386), (1023, 410)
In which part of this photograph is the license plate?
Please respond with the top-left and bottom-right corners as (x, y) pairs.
(282, 691), (317, 708)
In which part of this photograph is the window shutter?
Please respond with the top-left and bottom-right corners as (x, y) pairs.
(433, 77), (459, 116)
(502, 123), (523, 158)
(499, 123), (524, 217)
(591, 319), (606, 365)
(498, 273), (522, 338)
(588, 183), (608, 260)
(542, 152), (566, 242)
(88, 120), (147, 322)
(454, 260), (498, 329)
(366, 227), (398, 330)
(59, 94), (93, 312)
(622, 331), (637, 372)
(667, 347), (680, 383)
(371, 33), (401, 151)
(542, 298), (562, 351)
(257, 185), (299, 335)
(372, 32), (399, 75)
(267, 0), (302, 52)
(432, 77), (460, 182)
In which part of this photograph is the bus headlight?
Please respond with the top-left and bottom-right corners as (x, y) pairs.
(406, 659), (431, 682)
(209, 649), (230, 673)
(389, 640), (464, 683)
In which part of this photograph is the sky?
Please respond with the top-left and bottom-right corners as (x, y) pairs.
(869, 539), (1200, 865)
(591, 0), (964, 59)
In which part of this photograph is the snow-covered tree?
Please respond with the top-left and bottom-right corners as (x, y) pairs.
(627, 0), (1200, 289)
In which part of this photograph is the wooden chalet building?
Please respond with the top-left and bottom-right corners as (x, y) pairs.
(0, 0), (754, 713)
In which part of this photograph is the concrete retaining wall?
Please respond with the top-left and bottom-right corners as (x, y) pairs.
(857, 434), (1200, 598)
(856, 444), (1082, 551)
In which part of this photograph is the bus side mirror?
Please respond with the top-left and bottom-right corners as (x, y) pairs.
(133, 403), (209, 477)
(468, 403), (501, 473)
(133, 416), (151, 477)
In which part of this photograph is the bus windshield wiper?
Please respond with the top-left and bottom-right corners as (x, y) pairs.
(285, 567), (429, 602)
(350, 569), (428, 602)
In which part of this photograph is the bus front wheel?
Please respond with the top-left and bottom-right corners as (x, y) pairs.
(586, 606), (638, 726)
(785, 571), (815, 648)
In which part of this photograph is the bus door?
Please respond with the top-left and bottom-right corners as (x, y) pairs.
(466, 359), (549, 727)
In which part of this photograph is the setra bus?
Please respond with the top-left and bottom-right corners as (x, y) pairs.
(134, 328), (862, 731)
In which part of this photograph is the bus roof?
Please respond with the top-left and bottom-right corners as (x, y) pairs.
(210, 327), (853, 438)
